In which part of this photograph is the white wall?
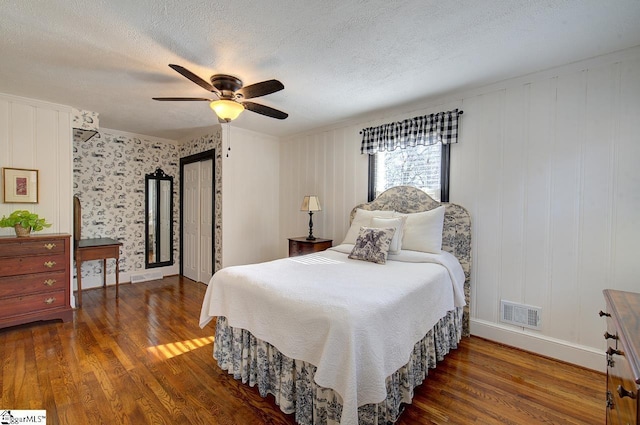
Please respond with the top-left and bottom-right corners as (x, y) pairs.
(0, 94), (73, 236)
(0, 93), (73, 299)
(279, 126), (370, 256)
(279, 46), (640, 371)
(221, 125), (280, 267)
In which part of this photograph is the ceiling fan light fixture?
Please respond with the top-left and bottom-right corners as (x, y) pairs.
(154, 65), (287, 120)
(209, 99), (244, 121)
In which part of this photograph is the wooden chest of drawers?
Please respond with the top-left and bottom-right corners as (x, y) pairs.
(603, 289), (640, 425)
(0, 234), (73, 328)
(288, 237), (332, 257)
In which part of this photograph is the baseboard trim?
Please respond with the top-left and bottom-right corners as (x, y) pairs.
(471, 318), (605, 373)
(74, 265), (179, 290)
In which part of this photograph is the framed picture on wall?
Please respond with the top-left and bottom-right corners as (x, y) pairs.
(2, 167), (39, 203)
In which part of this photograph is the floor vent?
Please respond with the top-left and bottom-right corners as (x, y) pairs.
(130, 271), (163, 283)
(500, 300), (542, 330)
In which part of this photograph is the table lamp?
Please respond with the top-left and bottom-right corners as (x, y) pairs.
(300, 196), (321, 240)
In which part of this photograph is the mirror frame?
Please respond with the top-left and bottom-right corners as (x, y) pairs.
(145, 168), (174, 269)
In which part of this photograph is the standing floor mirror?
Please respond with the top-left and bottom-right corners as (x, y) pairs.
(146, 168), (174, 268)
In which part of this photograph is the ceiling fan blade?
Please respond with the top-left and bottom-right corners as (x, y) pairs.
(237, 79), (284, 99)
(242, 101), (288, 119)
(168, 64), (220, 94)
(152, 97), (214, 101)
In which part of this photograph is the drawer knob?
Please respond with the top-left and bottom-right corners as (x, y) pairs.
(44, 297), (56, 305)
(606, 347), (624, 357)
(617, 385), (637, 399)
(43, 279), (56, 286)
(44, 261), (56, 268)
(603, 331), (618, 340)
(599, 310), (611, 317)
(44, 243), (56, 250)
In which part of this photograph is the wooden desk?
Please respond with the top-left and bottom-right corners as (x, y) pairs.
(75, 238), (122, 307)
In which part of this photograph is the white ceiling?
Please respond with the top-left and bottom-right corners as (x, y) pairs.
(1, 0), (639, 140)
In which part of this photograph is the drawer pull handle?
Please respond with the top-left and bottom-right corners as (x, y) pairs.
(44, 261), (56, 268)
(598, 310), (611, 317)
(44, 297), (56, 305)
(606, 347), (624, 357)
(43, 279), (56, 286)
(44, 243), (56, 250)
(603, 331), (618, 340)
(617, 385), (637, 399)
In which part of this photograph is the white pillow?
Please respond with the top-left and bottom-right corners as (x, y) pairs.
(398, 206), (445, 254)
(370, 216), (406, 254)
(342, 209), (395, 245)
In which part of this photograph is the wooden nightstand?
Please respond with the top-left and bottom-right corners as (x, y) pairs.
(288, 237), (332, 257)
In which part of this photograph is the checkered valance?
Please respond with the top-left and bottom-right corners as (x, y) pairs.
(360, 109), (462, 154)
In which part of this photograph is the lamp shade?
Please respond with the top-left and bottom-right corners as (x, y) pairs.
(209, 99), (245, 121)
(300, 195), (321, 212)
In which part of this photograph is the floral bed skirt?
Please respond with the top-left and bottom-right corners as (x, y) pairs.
(213, 307), (463, 425)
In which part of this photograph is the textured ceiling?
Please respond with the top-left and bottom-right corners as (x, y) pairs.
(1, 0), (639, 140)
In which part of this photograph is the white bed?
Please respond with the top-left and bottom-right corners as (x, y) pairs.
(199, 186), (472, 425)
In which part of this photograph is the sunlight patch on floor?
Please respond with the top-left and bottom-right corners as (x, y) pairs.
(288, 255), (343, 265)
(147, 335), (214, 360)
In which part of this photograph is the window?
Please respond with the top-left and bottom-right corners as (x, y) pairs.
(361, 109), (460, 203)
(368, 143), (450, 202)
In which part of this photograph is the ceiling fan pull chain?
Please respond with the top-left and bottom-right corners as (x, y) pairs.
(227, 121), (231, 157)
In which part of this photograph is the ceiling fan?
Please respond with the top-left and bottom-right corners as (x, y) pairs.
(153, 64), (288, 122)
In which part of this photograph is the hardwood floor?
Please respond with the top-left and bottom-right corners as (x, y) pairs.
(1, 276), (605, 424)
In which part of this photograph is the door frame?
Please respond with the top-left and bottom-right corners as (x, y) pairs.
(179, 149), (216, 278)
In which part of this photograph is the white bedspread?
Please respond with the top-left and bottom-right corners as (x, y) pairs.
(199, 246), (465, 425)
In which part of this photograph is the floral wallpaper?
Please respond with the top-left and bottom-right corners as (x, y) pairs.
(73, 126), (223, 284)
(71, 108), (99, 143)
(73, 130), (180, 282)
(71, 108), (99, 131)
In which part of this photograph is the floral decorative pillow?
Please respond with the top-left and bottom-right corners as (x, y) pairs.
(348, 227), (396, 264)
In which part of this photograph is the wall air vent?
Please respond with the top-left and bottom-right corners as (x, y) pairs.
(500, 300), (542, 330)
(130, 271), (163, 283)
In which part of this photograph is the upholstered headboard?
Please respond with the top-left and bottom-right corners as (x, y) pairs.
(350, 186), (472, 336)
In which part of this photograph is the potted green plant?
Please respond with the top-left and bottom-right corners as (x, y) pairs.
(0, 210), (52, 237)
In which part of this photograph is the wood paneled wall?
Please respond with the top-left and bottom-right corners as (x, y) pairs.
(221, 126), (281, 267)
(0, 94), (73, 304)
(279, 46), (640, 371)
(0, 94), (73, 237)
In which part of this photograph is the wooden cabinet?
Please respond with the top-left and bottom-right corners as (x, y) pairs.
(0, 234), (73, 329)
(603, 289), (640, 425)
(288, 237), (332, 257)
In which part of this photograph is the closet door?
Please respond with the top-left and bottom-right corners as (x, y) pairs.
(182, 159), (214, 284)
(183, 162), (200, 282)
(199, 159), (214, 284)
